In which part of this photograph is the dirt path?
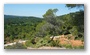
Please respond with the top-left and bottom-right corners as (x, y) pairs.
(4, 40), (27, 47)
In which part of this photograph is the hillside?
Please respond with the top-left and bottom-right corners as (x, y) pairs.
(4, 15), (43, 44)
(4, 10), (84, 49)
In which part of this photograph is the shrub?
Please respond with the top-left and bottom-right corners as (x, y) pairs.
(73, 46), (84, 49)
(25, 40), (33, 47)
(50, 40), (61, 47)
(65, 44), (72, 49)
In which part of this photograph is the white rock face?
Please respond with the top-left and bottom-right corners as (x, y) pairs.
(4, 40), (27, 47)
(50, 36), (62, 40)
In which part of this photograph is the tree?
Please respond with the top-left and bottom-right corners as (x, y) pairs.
(53, 9), (58, 16)
(65, 4), (84, 40)
(66, 4), (84, 8)
(34, 9), (61, 38)
(43, 9), (61, 37)
(43, 9), (54, 18)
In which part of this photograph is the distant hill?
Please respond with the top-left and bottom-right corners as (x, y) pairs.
(4, 15), (43, 25)
(4, 15), (42, 19)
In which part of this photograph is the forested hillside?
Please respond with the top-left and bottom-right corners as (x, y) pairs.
(4, 4), (84, 49)
(4, 15), (43, 44)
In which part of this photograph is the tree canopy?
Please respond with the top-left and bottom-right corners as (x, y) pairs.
(66, 4), (84, 8)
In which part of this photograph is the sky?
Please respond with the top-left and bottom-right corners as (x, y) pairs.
(4, 4), (84, 18)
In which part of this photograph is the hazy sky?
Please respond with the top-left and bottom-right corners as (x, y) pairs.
(4, 4), (84, 18)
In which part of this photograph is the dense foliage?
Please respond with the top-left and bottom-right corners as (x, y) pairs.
(66, 4), (84, 8)
(4, 16), (42, 44)
(57, 10), (84, 40)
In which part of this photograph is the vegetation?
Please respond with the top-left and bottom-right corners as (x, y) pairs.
(4, 4), (84, 49)
(4, 16), (42, 44)
(4, 42), (27, 49)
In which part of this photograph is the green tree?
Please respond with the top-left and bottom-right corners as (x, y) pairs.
(42, 9), (61, 37)
(65, 4), (84, 40)
(66, 4), (84, 8)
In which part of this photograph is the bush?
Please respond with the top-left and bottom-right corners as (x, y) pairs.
(50, 40), (61, 47)
(25, 40), (33, 47)
(65, 44), (72, 49)
(25, 37), (48, 48)
(73, 46), (84, 49)
(35, 37), (50, 48)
